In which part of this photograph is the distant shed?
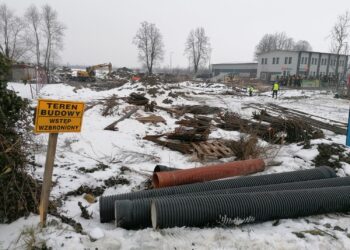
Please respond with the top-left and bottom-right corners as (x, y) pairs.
(211, 63), (258, 78)
(10, 64), (45, 82)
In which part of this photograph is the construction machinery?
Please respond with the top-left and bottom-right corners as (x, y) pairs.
(75, 63), (112, 82)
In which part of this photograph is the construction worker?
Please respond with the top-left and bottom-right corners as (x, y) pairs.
(247, 86), (253, 96)
(272, 81), (279, 99)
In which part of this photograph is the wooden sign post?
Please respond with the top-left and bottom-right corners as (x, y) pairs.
(35, 99), (85, 226)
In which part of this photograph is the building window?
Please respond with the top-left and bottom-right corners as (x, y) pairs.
(305, 57), (308, 64)
(272, 57), (275, 64)
(276, 57), (279, 64)
(285, 57), (288, 64)
(265, 58), (268, 64)
(311, 58), (314, 64)
(301, 57), (304, 64)
(261, 58), (264, 64)
(289, 57), (292, 64)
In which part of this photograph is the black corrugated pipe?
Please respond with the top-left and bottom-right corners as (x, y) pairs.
(153, 165), (180, 172)
(100, 166), (335, 222)
(151, 186), (350, 229)
(115, 176), (350, 229)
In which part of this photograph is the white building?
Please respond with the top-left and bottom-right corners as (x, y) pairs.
(257, 50), (349, 81)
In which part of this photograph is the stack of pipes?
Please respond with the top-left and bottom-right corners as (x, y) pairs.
(99, 162), (350, 229)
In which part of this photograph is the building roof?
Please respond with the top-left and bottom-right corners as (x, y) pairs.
(257, 50), (348, 56)
(211, 62), (257, 66)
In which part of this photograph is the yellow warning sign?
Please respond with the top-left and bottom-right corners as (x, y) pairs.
(35, 99), (85, 133)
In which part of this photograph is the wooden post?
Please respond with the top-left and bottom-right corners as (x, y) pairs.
(39, 133), (59, 227)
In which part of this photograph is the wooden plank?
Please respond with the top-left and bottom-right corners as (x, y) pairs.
(104, 107), (138, 130)
(204, 142), (222, 156)
(39, 133), (58, 227)
(214, 141), (233, 156)
(191, 143), (205, 158)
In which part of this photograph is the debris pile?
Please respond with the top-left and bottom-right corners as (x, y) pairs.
(247, 103), (347, 135)
(127, 93), (149, 106)
(252, 110), (324, 143)
(175, 105), (222, 116)
(216, 110), (324, 144)
(313, 143), (350, 169)
(216, 112), (273, 141)
(110, 67), (134, 79)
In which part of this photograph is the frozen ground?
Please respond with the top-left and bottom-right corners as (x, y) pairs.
(1, 81), (350, 250)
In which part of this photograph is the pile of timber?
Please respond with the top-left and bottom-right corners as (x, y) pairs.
(252, 110), (324, 143)
(216, 111), (322, 144)
(127, 93), (149, 106)
(216, 112), (273, 141)
(143, 115), (233, 159)
(168, 115), (212, 142)
(167, 126), (209, 142)
(245, 103), (347, 135)
(174, 105), (222, 116)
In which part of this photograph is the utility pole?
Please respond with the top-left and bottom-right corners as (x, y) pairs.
(169, 51), (173, 73)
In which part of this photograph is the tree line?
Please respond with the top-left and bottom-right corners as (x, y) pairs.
(1, 3), (348, 78)
(134, 11), (349, 76)
(0, 3), (65, 80)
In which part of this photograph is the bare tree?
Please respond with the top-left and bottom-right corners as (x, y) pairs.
(41, 4), (65, 82)
(133, 21), (164, 75)
(185, 27), (211, 74)
(293, 40), (313, 51)
(25, 5), (41, 66)
(0, 4), (26, 61)
(330, 11), (350, 84)
(255, 32), (297, 58)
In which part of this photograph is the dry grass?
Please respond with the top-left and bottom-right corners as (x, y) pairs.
(16, 226), (48, 250)
(101, 94), (119, 116)
(226, 135), (268, 160)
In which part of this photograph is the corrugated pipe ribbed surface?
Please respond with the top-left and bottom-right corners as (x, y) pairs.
(99, 166), (335, 223)
(115, 176), (350, 229)
(153, 159), (266, 188)
(151, 186), (350, 229)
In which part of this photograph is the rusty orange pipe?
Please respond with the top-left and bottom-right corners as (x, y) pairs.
(152, 159), (265, 188)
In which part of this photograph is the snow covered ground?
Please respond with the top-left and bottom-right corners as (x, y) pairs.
(1, 81), (350, 250)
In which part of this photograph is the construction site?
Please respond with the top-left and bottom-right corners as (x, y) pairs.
(1, 1), (350, 250)
(2, 73), (350, 249)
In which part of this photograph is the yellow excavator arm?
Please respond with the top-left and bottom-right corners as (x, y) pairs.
(86, 63), (112, 77)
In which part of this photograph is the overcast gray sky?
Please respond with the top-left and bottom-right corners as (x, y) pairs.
(4, 0), (350, 68)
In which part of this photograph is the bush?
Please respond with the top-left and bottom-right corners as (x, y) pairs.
(0, 53), (41, 223)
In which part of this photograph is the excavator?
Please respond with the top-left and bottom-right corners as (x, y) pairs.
(76, 63), (112, 82)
